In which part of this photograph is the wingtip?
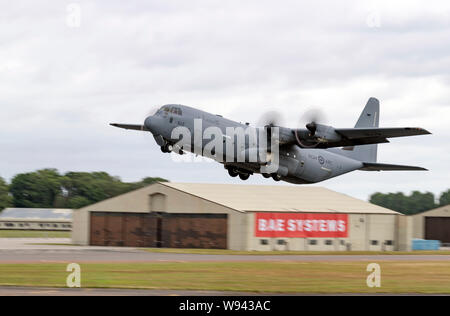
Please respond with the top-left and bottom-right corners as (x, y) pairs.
(406, 127), (432, 135)
(414, 166), (428, 171)
(418, 127), (431, 135)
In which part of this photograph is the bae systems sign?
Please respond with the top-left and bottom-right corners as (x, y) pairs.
(255, 213), (348, 238)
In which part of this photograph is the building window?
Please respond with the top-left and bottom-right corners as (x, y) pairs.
(340, 240), (345, 246)
(277, 240), (286, 245)
(260, 239), (268, 245)
(371, 240), (379, 246)
(325, 240), (333, 245)
(308, 240), (317, 245)
(385, 240), (394, 246)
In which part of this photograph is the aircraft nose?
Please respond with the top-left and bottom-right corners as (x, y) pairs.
(144, 116), (154, 132)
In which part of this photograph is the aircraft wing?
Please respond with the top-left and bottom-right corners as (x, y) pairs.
(360, 162), (428, 171)
(110, 123), (149, 131)
(292, 126), (431, 149)
(335, 127), (431, 139)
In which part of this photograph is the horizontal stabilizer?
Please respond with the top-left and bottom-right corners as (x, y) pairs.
(360, 162), (428, 171)
(110, 123), (149, 131)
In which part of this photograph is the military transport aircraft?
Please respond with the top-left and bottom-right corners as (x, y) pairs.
(111, 98), (431, 184)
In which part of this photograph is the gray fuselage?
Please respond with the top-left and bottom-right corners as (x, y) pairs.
(144, 104), (364, 184)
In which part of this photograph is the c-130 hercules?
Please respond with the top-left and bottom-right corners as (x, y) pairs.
(111, 98), (431, 184)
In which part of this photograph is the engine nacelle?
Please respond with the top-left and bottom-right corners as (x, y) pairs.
(266, 126), (297, 145)
(313, 124), (342, 142)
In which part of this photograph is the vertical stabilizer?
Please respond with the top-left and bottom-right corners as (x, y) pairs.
(342, 97), (379, 162)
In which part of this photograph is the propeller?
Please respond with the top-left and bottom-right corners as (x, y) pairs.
(145, 105), (160, 119)
(257, 107), (328, 148)
(139, 105), (161, 135)
(301, 109), (326, 134)
(255, 110), (285, 153)
(294, 108), (327, 148)
(256, 110), (284, 128)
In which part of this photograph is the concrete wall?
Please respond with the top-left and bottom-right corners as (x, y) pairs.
(396, 215), (412, 251)
(72, 183), (248, 250)
(412, 205), (450, 239)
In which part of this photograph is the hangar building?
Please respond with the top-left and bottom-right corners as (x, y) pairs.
(72, 182), (411, 251)
(412, 204), (450, 245)
(0, 208), (72, 231)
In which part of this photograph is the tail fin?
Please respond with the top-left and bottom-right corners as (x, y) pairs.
(342, 97), (379, 162)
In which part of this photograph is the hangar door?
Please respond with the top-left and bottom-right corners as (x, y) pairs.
(90, 212), (157, 247)
(425, 217), (450, 243)
(90, 212), (228, 249)
(162, 213), (228, 249)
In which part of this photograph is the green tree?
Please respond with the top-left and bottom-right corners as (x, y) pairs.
(0, 176), (12, 211)
(439, 190), (450, 206)
(10, 169), (62, 208)
(9, 169), (168, 209)
(61, 172), (131, 207)
(128, 177), (168, 190)
(370, 191), (437, 215)
(66, 196), (92, 209)
(406, 191), (436, 214)
(61, 172), (168, 209)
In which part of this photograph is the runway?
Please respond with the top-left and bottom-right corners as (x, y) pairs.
(1, 239), (450, 296)
(0, 286), (265, 296)
(1, 238), (450, 263)
(2, 249), (450, 262)
(0, 286), (447, 296)
(0, 238), (449, 263)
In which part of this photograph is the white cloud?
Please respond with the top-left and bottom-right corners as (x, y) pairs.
(0, 0), (449, 201)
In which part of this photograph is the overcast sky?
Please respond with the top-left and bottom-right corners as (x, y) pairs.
(1, 0), (449, 200)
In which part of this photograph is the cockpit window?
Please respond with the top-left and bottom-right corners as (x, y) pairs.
(156, 105), (182, 116)
(169, 107), (182, 116)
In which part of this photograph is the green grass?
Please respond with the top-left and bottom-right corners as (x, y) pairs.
(1, 261), (450, 293)
(142, 247), (450, 256)
(0, 230), (71, 238)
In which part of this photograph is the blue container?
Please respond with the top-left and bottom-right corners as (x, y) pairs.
(412, 239), (440, 251)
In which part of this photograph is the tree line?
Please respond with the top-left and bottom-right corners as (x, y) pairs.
(0, 169), (448, 215)
(369, 190), (450, 215)
(0, 169), (167, 210)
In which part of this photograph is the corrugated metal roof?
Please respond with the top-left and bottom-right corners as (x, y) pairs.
(0, 208), (73, 221)
(161, 183), (400, 215)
